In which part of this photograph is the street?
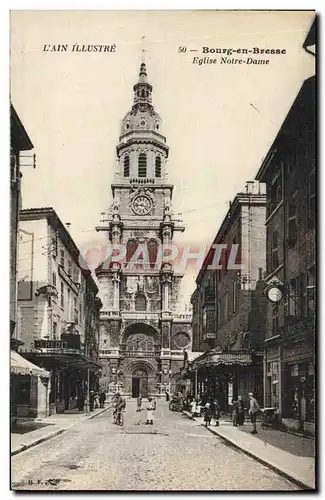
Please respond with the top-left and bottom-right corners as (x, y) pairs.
(11, 400), (299, 491)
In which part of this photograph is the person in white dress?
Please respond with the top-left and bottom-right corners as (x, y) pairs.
(190, 399), (197, 416)
(146, 397), (155, 425)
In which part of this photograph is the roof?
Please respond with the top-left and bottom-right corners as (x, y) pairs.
(10, 104), (34, 151)
(255, 75), (315, 182)
(11, 350), (50, 377)
(19, 207), (98, 293)
(196, 189), (266, 284)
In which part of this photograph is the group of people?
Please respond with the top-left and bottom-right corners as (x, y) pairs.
(112, 393), (157, 425)
(189, 392), (261, 434)
(89, 390), (106, 411)
(233, 393), (261, 434)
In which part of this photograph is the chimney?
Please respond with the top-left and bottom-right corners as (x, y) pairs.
(66, 222), (71, 233)
(245, 181), (255, 194)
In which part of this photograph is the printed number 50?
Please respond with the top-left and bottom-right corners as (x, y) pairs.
(178, 47), (187, 53)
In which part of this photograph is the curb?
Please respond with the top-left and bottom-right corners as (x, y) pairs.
(181, 411), (314, 491)
(11, 405), (111, 457)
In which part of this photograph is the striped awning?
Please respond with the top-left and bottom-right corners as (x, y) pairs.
(10, 350), (50, 377)
(191, 351), (252, 370)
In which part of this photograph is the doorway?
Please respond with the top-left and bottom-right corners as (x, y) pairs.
(132, 369), (148, 398)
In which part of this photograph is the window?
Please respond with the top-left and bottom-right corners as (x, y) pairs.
(155, 156), (162, 177)
(60, 282), (64, 308)
(67, 289), (71, 320)
(138, 153), (147, 177)
(67, 260), (72, 277)
(148, 240), (158, 269)
(307, 265), (316, 316)
(126, 239), (138, 264)
(53, 321), (57, 339)
(232, 281), (237, 313)
(135, 293), (146, 311)
(124, 155), (130, 177)
(74, 268), (80, 284)
(268, 171), (283, 216)
(74, 297), (78, 323)
(15, 376), (31, 405)
(272, 303), (279, 335)
(299, 274), (307, 317)
(307, 169), (316, 229)
(288, 278), (299, 317)
(51, 236), (57, 258)
(60, 249), (65, 268)
(288, 191), (298, 245)
(224, 291), (229, 320)
(271, 227), (279, 270)
(52, 272), (56, 287)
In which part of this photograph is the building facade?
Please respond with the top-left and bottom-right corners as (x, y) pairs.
(189, 181), (267, 411)
(18, 208), (102, 416)
(10, 104), (34, 346)
(255, 23), (315, 434)
(10, 104), (51, 424)
(96, 62), (192, 398)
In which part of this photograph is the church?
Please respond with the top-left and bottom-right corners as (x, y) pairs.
(96, 61), (192, 398)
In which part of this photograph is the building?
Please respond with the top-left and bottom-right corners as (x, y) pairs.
(96, 62), (192, 398)
(17, 208), (102, 416)
(189, 181), (267, 411)
(255, 20), (316, 434)
(10, 104), (34, 347)
(10, 104), (51, 424)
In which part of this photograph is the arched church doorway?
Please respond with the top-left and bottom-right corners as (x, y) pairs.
(132, 369), (148, 398)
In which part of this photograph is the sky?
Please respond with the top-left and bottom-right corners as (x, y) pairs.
(10, 10), (315, 309)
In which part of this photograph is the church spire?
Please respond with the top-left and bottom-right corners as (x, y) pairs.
(132, 57), (153, 109)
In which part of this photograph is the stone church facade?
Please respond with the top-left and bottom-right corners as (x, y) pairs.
(96, 62), (192, 398)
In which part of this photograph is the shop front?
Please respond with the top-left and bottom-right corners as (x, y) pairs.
(21, 339), (101, 415)
(188, 350), (263, 413)
(10, 350), (50, 423)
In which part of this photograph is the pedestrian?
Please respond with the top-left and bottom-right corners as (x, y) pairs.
(248, 392), (261, 434)
(213, 399), (221, 426)
(237, 396), (245, 426)
(165, 390), (170, 402)
(99, 390), (106, 409)
(232, 398), (239, 426)
(89, 391), (95, 412)
(146, 397), (155, 425)
(203, 402), (212, 427)
(189, 398), (197, 417)
(94, 393), (100, 409)
(137, 395), (142, 412)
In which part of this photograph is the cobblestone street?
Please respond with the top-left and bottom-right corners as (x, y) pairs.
(11, 401), (300, 491)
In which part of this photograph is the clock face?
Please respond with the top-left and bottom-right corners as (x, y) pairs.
(267, 286), (283, 303)
(132, 195), (152, 215)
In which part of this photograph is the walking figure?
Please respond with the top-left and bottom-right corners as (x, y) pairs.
(203, 402), (212, 427)
(248, 392), (260, 434)
(146, 397), (155, 425)
(137, 395), (142, 412)
(237, 396), (245, 426)
(99, 391), (106, 409)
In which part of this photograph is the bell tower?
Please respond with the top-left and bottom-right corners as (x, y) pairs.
(96, 60), (191, 398)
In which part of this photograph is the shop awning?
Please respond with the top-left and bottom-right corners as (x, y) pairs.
(10, 350), (50, 377)
(191, 351), (252, 370)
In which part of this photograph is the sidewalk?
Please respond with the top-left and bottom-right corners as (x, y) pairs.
(11, 405), (111, 457)
(182, 411), (315, 490)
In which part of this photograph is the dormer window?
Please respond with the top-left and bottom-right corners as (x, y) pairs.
(124, 155), (130, 177)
